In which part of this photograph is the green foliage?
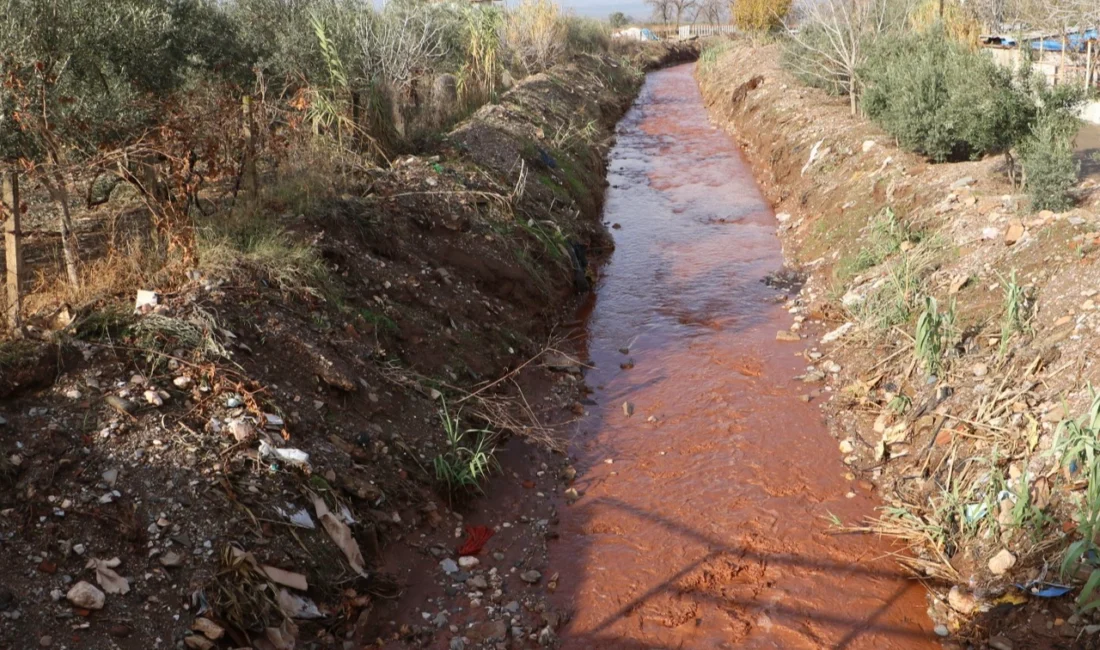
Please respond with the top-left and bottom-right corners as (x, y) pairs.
(861, 28), (1032, 162)
(1021, 112), (1081, 213)
(1053, 389), (1100, 609)
(432, 399), (497, 501)
(608, 11), (631, 28)
(915, 295), (950, 376)
(999, 270), (1031, 354)
(564, 16), (611, 53)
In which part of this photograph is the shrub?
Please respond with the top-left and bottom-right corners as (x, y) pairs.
(861, 28), (1030, 162)
(564, 16), (610, 54)
(503, 0), (567, 74)
(1021, 114), (1080, 213)
(734, 0), (792, 34)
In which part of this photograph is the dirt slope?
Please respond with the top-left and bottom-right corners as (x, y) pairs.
(0, 45), (702, 650)
(700, 42), (1100, 648)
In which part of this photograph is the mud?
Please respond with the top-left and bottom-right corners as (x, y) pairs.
(550, 64), (936, 649)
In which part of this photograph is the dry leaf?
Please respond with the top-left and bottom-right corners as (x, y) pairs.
(86, 557), (130, 595)
(313, 497), (368, 577)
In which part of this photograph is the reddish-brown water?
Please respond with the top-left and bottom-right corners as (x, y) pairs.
(550, 64), (937, 649)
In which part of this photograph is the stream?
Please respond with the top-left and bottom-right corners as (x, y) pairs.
(549, 63), (939, 649)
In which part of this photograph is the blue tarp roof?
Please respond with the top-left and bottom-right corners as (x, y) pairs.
(1001, 29), (1098, 52)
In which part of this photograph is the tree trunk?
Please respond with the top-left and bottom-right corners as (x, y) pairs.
(849, 77), (858, 116)
(42, 171), (80, 287)
(2, 168), (23, 335)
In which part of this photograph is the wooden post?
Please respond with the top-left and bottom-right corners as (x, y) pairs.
(1088, 41), (1094, 90)
(2, 168), (23, 335)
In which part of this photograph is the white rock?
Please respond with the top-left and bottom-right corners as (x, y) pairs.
(66, 581), (105, 610)
(440, 558), (459, 574)
(862, 140), (876, 153)
(821, 322), (854, 344)
(988, 548), (1016, 575)
(458, 556), (480, 569)
(775, 212), (791, 223)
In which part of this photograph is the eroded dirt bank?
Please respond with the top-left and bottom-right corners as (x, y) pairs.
(699, 42), (1100, 648)
(0, 45), (700, 650)
(546, 63), (935, 649)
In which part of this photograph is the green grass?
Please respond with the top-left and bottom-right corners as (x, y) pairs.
(999, 269), (1031, 355)
(915, 295), (952, 377)
(1053, 389), (1100, 610)
(360, 309), (398, 333)
(433, 399), (498, 503)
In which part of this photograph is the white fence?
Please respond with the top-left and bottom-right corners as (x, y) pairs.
(677, 24), (739, 39)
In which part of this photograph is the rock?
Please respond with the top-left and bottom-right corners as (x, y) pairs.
(1004, 222), (1025, 246)
(862, 140), (876, 153)
(440, 559), (459, 575)
(564, 487), (580, 502)
(951, 176), (975, 189)
(173, 376), (192, 389)
(159, 552), (183, 568)
(467, 619), (508, 643)
(971, 363), (988, 377)
(66, 581), (105, 610)
(947, 586), (977, 614)
(467, 575), (488, 590)
(775, 212), (791, 223)
(776, 330), (801, 342)
(183, 637), (215, 650)
(622, 402), (634, 417)
(933, 624), (949, 637)
(104, 395), (136, 415)
(520, 570), (542, 584)
(821, 322), (853, 344)
(39, 636), (52, 647)
(102, 469), (119, 487)
(838, 439), (855, 454)
(823, 360), (841, 374)
(989, 636), (1013, 650)
(982, 227), (1000, 240)
(192, 617), (225, 640)
(458, 556), (479, 569)
(226, 419), (256, 443)
(543, 352), (582, 374)
(988, 548), (1016, 575)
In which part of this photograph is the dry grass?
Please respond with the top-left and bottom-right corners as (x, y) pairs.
(503, 0), (567, 74)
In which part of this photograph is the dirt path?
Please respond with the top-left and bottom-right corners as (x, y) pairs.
(547, 63), (937, 649)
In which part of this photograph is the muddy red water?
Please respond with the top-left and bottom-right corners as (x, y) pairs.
(549, 64), (938, 649)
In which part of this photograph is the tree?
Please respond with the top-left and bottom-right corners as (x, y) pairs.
(733, 0), (791, 33)
(695, 0), (728, 24)
(646, 0), (673, 24)
(671, 0), (699, 25)
(782, 0), (908, 115)
(609, 11), (631, 28)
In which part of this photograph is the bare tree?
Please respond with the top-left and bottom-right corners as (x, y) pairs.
(784, 0), (905, 115)
(695, 0), (727, 24)
(646, 0), (674, 24)
(671, 0), (699, 25)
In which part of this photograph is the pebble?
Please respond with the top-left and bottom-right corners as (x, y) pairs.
(520, 570), (542, 584)
(933, 624), (949, 637)
(440, 559), (459, 575)
(66, 581), (105, 610)
(458, 556), (479, 569)
(39, 636), (52, 647)
(160, 552), (183, 567)
(971, 363), (988, 377)
(947, 586), (976, 614)
(622, 402), (634, 417)
(989, 636), (1013, 650)
(838, 439), (855, 454)
(173, 376), (192, 388)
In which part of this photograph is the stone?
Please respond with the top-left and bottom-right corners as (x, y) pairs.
(933, 624), (949, 637)
(821, 322), (853, 344)
(226, 419), (256, 443)
(989, 636), (1013, 650)
(862, 140), (876, 153)
(440, 559), (459, 575)
(458, 556), (479, 569)
(622, 402), (634, 417)
(775, 330), (801, 342)
(467, 575), (488, 590)
(971, 363), (988, 377)
(449, 637), (467, 650)
(947, 586), (977, 615)
(143, 390), (163, 406)
(468, 619), (508, 643)
(160, 551), (183, 567)
(104, 396), (136, 415)
(102, 469), (119, 487)
(39, 636), (52, 647)
(775, 212), (791, 223)
(988, 548), (1016, 575)
(1004, 222), (1025, 246)
(66, 581), (105, 610)
(951, 176), (975, 189)
(173, 376), (192, 389)
(192, 617), (225, 640)
(838, 439), (855, 454)
(183, 637), (215, 650)
(520, 570), (542, 584)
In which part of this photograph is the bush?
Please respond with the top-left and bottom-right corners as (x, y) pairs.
(503, 0), (567, 74)
(861, 28), (1030, 162)
(1021, 114), (1080, 213)
(564, 16), (610, 54)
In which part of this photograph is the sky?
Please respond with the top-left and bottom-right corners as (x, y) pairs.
(557, 1), (652, 19)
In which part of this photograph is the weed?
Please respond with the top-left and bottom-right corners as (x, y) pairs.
(887, 393), (911, 414)
(999, 270), (1031, 355)
(857, 253), (921, 331)
(433, 399), (497, 502)
(915, 295), (951, 377)
(1053, 389), (1100, 609)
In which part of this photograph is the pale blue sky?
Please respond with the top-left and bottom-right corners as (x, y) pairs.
(559, 1), (652, 18)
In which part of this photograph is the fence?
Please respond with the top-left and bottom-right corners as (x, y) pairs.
(678, 24), (739, 39)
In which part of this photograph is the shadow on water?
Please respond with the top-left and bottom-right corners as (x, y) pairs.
(546, 63), (939, 650)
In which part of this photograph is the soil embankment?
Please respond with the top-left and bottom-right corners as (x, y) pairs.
(0, 45), (697, 650)
(699, 42), (1100, 647)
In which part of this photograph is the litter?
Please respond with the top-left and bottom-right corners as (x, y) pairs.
(87, 557), (130, 595)
(458, 525), (494, 556)
(277, 589), (324, 619)
(259, 441), (311, 471)
(276, 505), (316, 530)
(313, 497), (368, 577)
